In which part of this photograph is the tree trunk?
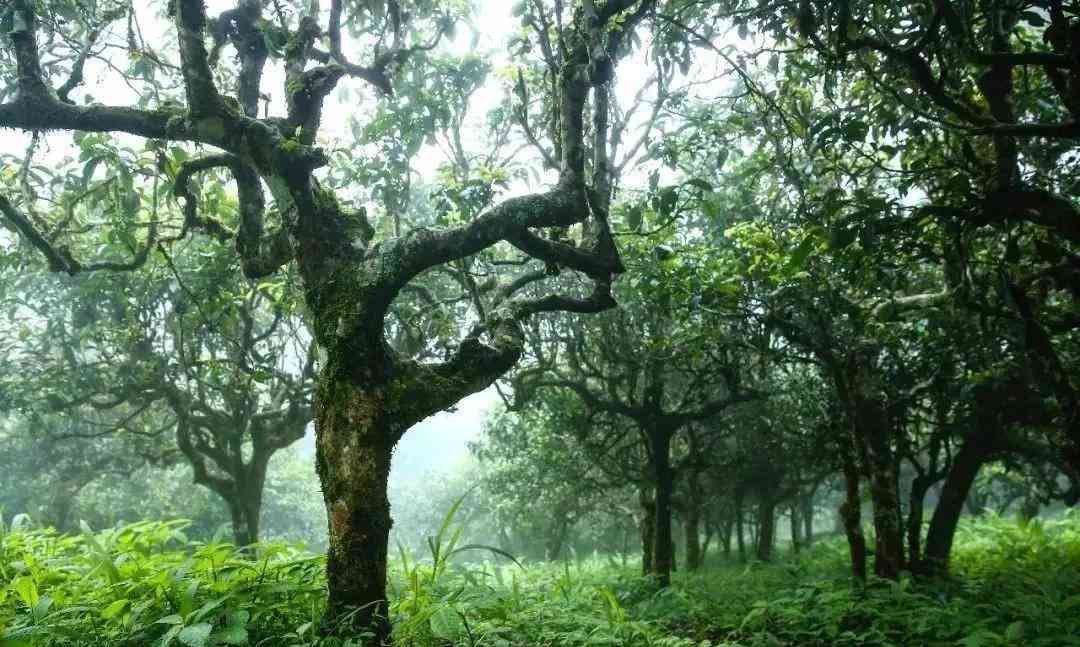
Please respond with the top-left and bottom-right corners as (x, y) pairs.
(229, 455), (268, 548)
(789, 503), (800, 554)
(735, 489), (746, 561)
(315, 380), (396, 643)
(639, 493), (655, 576)
(227, 494), (262, 547)
(801, 493), (814, 546)
(922, 438), (988, 575)
(545, 517), (567, 560)
(684, 505), (702, 571)
(721, 516), (733, 557)
(847, 352), (904, 580)
(839, 438), (867, 580)
(1019, 496), (1040, 523)
(906, 474), (933, 568)
(756, 498), (776, 562)
(651, 430), (675, 587)
(701, 517), (715, 564)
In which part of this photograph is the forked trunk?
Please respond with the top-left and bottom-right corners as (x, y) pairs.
(845, 352), (904, 579)
(315, 377), (396, 643)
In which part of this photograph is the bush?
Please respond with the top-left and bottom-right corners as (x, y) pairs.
(2, 512), (1079, 646)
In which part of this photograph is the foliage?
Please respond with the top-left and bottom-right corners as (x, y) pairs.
(2, 510), (1079, 646)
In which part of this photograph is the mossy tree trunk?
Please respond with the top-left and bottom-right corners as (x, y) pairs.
(315, 378), (397, 638)
(650, 428), (676, 586)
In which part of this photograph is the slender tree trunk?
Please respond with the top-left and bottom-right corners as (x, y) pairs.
(801, 493), (814, 546)
(651, 430), (675, 587)
(701, 517), (715, 564)
(907, 474), (933, 568)
(756, 498), (776, 562)
(735, 490), (746, 561)
(684, 470), (703, 571)
(684, 506), (702, 571)
(847, 351), (904, 580)
(640, 492), (655, 576)
(721, 516), (733, 557)
(789, 503), (800, 554)
(922, 439), (989, 575)
(839, 438), (867, 580)
(315, 379), (396, 643)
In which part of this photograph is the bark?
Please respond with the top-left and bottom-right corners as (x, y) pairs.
(846, 350), (904, 579)
(684, 472), (703, 571)
(651, 430), (675, 586)
(756, 498), (776, 562)
(839, 438), (868, 580)
(639, 493), (655, 576)
(684, 508), (702, 571)
(701, 517), (715, 564)
(545, 516), (568, 560)
(801, 493), (814, 546)
(735, 489), (747, 561)
(721, 516), (734, 557)
(906, 474), (934, 568)
(789, 503), (801, 554)
(227, 493), (262, 548)
(315, 378), (396, 642)
(922, 438), (990, 575)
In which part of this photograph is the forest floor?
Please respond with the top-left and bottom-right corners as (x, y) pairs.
(1, 513), (1079, 646)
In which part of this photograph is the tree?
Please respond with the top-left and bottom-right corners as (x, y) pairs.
(514, 236), (760, 587)
(0, 245), (312, 547)
(0, 0), (666, 638)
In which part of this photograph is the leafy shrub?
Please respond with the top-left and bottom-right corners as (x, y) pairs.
(2, 512), (1079, 646)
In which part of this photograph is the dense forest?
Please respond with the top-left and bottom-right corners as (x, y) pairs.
(2, 0), (1080, 645)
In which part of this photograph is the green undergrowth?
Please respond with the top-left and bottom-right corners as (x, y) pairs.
(2, 513), (1079, 646)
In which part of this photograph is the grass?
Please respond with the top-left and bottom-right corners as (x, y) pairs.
(1, 512), (1079, 646)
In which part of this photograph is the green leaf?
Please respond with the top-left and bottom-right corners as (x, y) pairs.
(784, 236), (816, 274)
(101, 598), (130, 620)
(178, 623), (213, 647)
(844, 120), (869, 142)
(11, 576), (38, 608)
(156, 614), (184, 625)
(1005, 620), (1024, 642)
(429, 604), (465, 640)
(212, 625), (248, 645)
